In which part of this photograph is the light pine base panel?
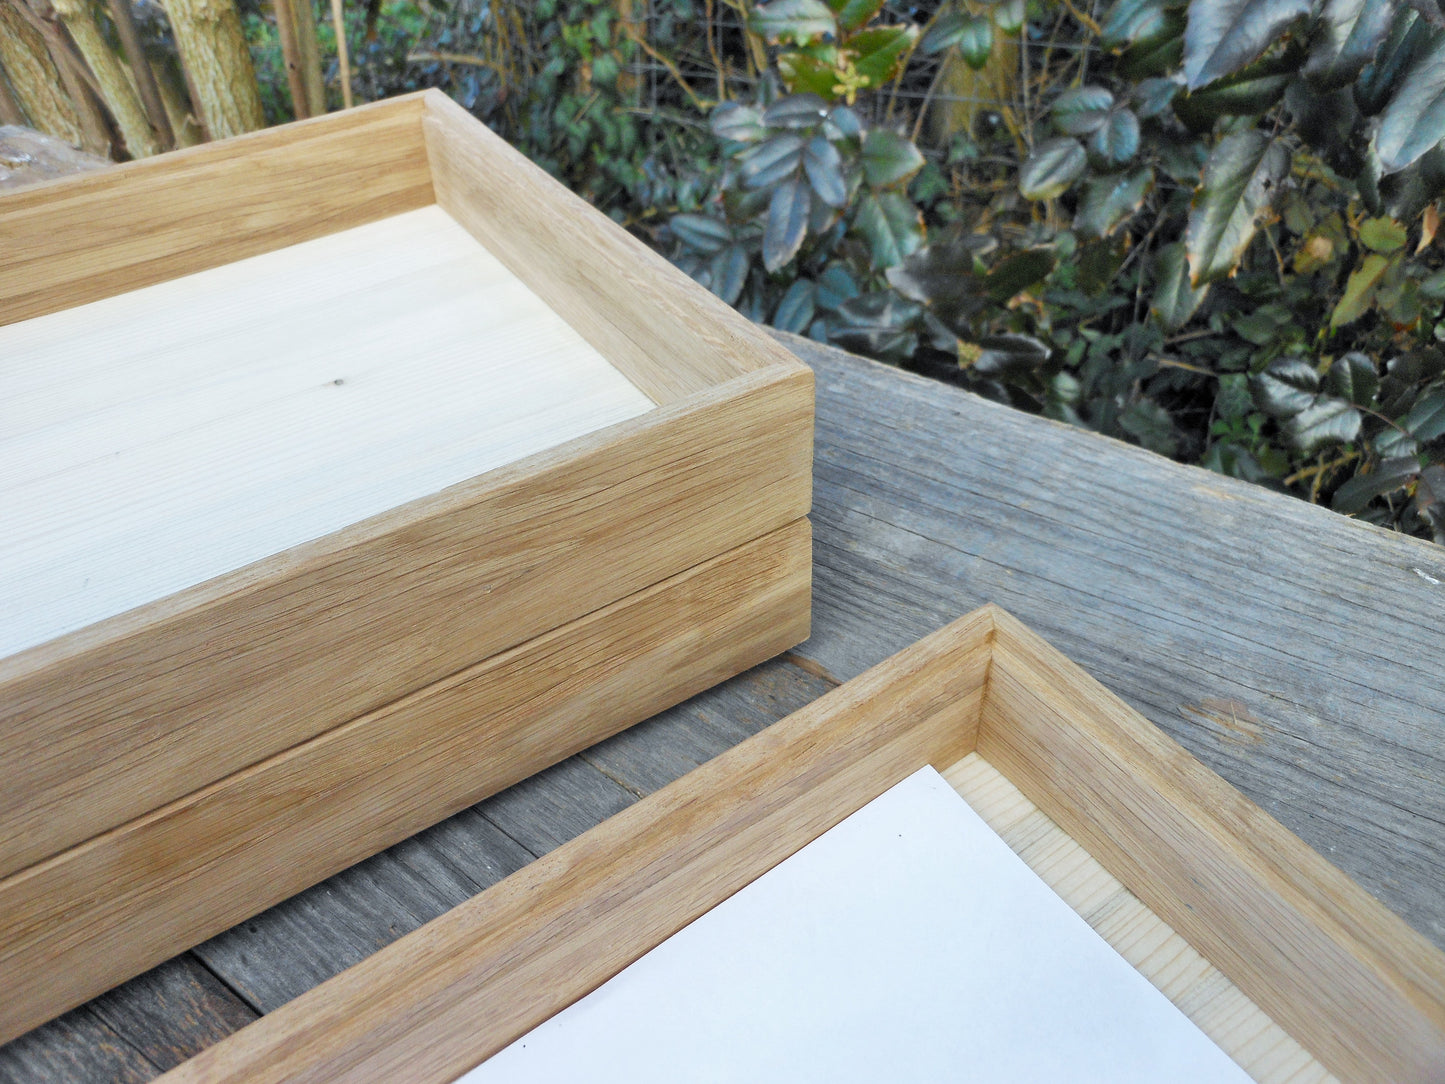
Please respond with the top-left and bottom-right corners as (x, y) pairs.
(156, 606), (1445, 1084)
(0, 519), (810, 1045)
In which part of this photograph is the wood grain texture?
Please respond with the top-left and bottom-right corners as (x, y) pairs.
(1, 205), (653, 656)
(0, 518), (811, 1045)
(943, 753), (1331, 1084)
(0, 95), (431, 324)
(977, 609), (1445, 1084)
(155, 611), (993, 1084)
(422, 90), (806, 404)
(0, 362), (811, 881)
(784, 332), (1445, 951)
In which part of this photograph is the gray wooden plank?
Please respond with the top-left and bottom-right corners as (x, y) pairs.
(85, 956), (257, 1074)
(777, 331), (1445, 950)
(583, 657), (836, 796)
(193, 810), (533, 1013)
(476, 754), (638, 857)
(0, 1006), (156, 1084)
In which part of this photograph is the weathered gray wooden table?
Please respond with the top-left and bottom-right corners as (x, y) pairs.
(3, 334), (1442, 1081)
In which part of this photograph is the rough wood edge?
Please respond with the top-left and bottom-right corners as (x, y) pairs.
(977, 607), (1445, 1084)
(942, 752), (1333, 1084)
(0, 362), (812, 879)
(0, 518), (813, 1046)
(421, 89), (808, 405)
(0, 94), (433, 324)
(156, 609), (994, 1084)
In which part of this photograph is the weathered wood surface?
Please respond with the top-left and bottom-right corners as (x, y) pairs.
(3, 334), (1442, 1080)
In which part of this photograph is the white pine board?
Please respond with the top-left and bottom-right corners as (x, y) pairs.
(461, 766), (1253, 1084)
(0, 205), (654, 657)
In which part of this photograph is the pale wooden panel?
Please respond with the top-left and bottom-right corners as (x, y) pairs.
(0, 204), (653, 657)
(155, 611), (994, 1084)
(978, 609), (1445, 1084)
(422, 90), (805, 404)
(0, 363), (812, 880)
(0, 95), (432, 324)
(0, 519), (811, 1045)
(943, 753), (1332, 1084)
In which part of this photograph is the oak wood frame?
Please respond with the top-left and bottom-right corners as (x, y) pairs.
(160, 605), (1445, 1084)
(0, 91), (811, 1041)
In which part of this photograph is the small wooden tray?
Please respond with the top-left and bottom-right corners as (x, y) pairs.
(159, 606), (1445, 1084)
(0, 91), (811, 1042)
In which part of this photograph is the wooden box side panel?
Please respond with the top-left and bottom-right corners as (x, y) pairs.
(421, 90), (805, 405)
(0, 366), (813, 881)
(0, 95), (433, 325)
(0, 519), (811, 1045)
(976, 611), (1445, 1084)
(157, 608), (995, 1084)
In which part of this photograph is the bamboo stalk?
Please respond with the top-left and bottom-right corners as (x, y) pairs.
(51, 0), (160, 156)
(105, 0), (173, 148)
(329, 0), (351, 109)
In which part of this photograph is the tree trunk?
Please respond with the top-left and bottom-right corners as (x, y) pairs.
(51, 0), (160, 156)
(0, 0), (87, 146)
(272, 0), (309, 118)
(150, 47), (204, 145)
(0, 64), (27, 126)
(291, 0), (324, 115)
(160, 0), (264, 138)
(106, 0), (174, 148)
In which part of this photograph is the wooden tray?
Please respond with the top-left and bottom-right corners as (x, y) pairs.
(158, 606), (1445, 1084)
(0, 91), (811, 1042)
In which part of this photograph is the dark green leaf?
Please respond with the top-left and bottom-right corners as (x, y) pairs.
(1331, 455), (1420, 512)
(1182, 0), (1312, 90)
(851, 25), (920, 86)
(803, 136), (848, 207)
(885, 233), (993, 334)
(1077, 236), (1131, 294)
(740, 133), (805, 189)
(854, 189), (925, 266)
(1019, 137), (1088, 199)
(971, 334), (1052, 377)
(1404, 385), (1445, 439)
(773, 278), (817, 332)
(1088, 108), (1142, 167)
(1119, 15), (1188, 77)
(1252, 355), (1320, 416)
(763, 94), (830, 129)
(1102, 0), (1184, 50)
(670, 214), (732, 254)
(1174, 55), (1294, 127)
(1375, 26), (1445, 173)
(1052, 85), (1116, 135)
(861, 127), (926, 188)
(920, 11), (969, 53)
(983, 248), (1058, 301)
(1304, 0), (1398, 89)
(1151, 241), (1211, 330)
(833, 0), (883, 33)
(709, 244), (750, 305)
(956, 15), (994, 68)
(1119, 398), (1181, 455)
(1330, 252), (1391, 328)
(1134, 77), (1182, 117)
(763, 178), (812, 271)
(1325, 351), (1381, 403)
(1414, 463), (1445, 540)
(752, 0), (837, 45)
(778, 52), (843, 98)
(710, 102), (767, 143)
(815, 264), (860, 310)
(1422, 267), (1445, 299)
(825, 104), (864, 142)
(1356, 8), (1429, 116)
(1185, 131), (1289, 284)
(992, 0), (1027, 35)
(1075, 167), (1155, 238)
(1285, 396), (1363, 450)
(829, 293), (923, 360)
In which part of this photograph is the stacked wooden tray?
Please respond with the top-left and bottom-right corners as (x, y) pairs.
(157, 606), (1445, 1084)
(0, 91), (812, 1042)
